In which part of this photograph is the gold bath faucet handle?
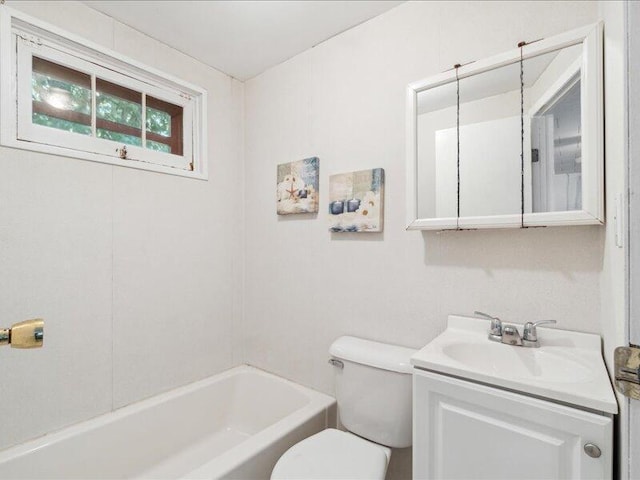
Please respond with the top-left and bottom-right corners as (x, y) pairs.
(0, 319), (44, 349)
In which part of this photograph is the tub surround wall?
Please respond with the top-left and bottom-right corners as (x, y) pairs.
(0, 1), (244, 450)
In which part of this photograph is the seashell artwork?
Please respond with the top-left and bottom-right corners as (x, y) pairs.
(276, 157), (319, 215)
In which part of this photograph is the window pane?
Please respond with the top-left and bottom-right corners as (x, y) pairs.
(33, 113), (92, 135)
(146, 106), (171, 137)
(96, 129), (142, 147)
(96, 78), (142, 147)
(146, 139), (171, 153)
(145, 95), (183, 155)
(32, 57), (92, 135)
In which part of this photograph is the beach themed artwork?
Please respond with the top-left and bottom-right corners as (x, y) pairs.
(276, 157), (319, 215)
(329, 168), (385, 232)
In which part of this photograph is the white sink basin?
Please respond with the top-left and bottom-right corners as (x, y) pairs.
(441, 342), (594, 383)
(411, 315), (618, 414)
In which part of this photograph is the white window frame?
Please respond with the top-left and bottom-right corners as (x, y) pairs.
(0, 5), (208, 180)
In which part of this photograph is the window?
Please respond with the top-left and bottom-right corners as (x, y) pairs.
(0, 7), (207, 179)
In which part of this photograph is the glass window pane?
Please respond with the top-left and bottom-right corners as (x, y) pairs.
(96, 78), (142, 147)
(32, 57), (92, 135)
(96, 129), (142, 147)
(33, 113), (92, 135)
(145, 95), (183, 155)
(146, 139), (171, 153)
(146, 106), (171, 137)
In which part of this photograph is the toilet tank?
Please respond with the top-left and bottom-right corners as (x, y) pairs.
(329, 336), (417, 449)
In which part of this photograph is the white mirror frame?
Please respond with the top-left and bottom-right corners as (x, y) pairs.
(406, 23), (604, 230)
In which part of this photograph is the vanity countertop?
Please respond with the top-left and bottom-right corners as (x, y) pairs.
(411, 315), (618, 414)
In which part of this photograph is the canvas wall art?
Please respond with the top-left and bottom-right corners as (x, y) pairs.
(276, 157), (319, 215)
(329, 168), (385, 232)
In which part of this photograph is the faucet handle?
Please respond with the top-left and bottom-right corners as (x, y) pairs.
(523, 320), (557, 343)
(474, 311), (497, 320)
(474, 311), (502, 337)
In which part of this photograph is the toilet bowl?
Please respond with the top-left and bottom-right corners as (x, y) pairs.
(271, 336), (416, 480)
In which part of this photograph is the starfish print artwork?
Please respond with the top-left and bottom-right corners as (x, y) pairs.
(277, 158), (319, 215)
(286, 182), (298, 201)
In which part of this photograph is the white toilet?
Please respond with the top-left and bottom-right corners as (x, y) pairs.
(271, 336), (416, 479)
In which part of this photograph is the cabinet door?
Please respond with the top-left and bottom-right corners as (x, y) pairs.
(413, 369), (613, 480)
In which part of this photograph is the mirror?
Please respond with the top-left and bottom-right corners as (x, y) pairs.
(407, 23), (603, 230)
(529, 46), (583, 214)
(415, 80), (458, 221)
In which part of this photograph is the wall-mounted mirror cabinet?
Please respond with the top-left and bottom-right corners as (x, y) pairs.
(406, 23), (603, 230)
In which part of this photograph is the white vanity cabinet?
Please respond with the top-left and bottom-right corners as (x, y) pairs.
(413, 369), (613, 480)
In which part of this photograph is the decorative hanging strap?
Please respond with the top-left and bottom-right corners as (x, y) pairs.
(455, 63), (461, 229)
(517, 39), (542, 228)
(518, 41), (526, 228)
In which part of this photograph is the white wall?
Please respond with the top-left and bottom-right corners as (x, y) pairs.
(0, 1), (244, 450)
(243, 1), (603, 476)
(243, 0), (600, 394)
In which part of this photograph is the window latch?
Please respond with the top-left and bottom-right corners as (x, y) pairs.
(116, 145), (128, 160)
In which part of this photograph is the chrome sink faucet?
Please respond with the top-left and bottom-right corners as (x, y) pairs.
(502, 324), (523, 346)
(474, 311), (556, 348)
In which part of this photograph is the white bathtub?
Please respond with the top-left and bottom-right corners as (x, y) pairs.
(0, 365), (336, 479)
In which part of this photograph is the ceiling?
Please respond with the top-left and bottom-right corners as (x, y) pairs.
(83, 1), (403, 81)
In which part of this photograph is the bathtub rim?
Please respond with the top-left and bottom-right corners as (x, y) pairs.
(0, 364), (336, 473)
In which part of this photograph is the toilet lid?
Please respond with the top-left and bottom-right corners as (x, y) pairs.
(271, 429), (389, 480)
